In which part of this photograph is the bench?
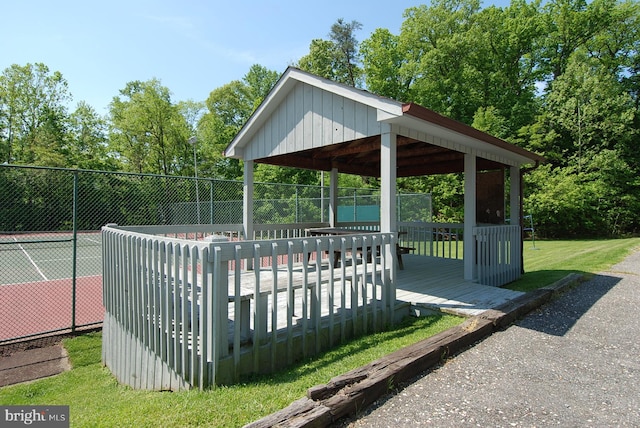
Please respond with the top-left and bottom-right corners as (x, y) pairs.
(396, 245), (415, 270)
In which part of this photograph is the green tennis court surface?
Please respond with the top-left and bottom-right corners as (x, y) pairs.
(0, 232), (102, 286)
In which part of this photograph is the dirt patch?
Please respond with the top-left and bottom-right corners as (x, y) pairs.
(0, 338), (71, 387)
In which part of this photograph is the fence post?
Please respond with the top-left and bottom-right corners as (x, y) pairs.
(209, 180), (214, 224)
(295, 186), (299, 223)
(71, 170), (78, 332)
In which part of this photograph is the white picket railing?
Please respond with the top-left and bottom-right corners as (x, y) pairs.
(102, 224), (396, 390)
(397, 221), (464, 259)
(474, 225), (522, 287)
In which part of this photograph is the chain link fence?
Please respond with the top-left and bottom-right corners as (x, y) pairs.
(0, 164), (430, 343)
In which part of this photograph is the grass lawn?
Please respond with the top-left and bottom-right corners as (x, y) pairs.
(508, 237), (640, 292)
(0, 315), (462, 427)
(1, 238), (638, 427)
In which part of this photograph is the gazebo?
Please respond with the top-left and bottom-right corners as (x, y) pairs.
(224, 67), (544, 283)
(101, 67), (544, 391)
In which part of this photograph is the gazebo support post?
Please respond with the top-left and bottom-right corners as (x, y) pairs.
(464, 153), (477, 281)
(510, 165), (523, 273)
(380, 127), (398, 293)
(509, 166), (521, 228)
(329, 168), (338, 227)
(243, 159), (254, 242)
(380, 127), (397, 235)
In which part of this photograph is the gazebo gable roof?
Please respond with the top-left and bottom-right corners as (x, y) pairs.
(224, 67), (403, 159)
(224, 67), (544, 176)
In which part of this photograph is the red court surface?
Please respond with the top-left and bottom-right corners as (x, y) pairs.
(0, 275), (103, 341)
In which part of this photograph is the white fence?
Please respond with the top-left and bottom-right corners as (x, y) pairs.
(398, 221), (464, 259)
(102, 224), (396, 390)
(474, 225), (522, 287)
(397, 222), (521, 286)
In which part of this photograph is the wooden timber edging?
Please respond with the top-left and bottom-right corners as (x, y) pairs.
(244, 273), (584, 428)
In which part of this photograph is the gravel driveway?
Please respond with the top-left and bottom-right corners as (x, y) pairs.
(344, 249), (640, 427)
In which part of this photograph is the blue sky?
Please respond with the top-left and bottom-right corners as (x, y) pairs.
(2, 0), (510, 115)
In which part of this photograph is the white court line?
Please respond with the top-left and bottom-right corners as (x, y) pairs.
(13, 237), (48, 281)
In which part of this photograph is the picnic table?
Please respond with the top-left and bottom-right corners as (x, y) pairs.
(305, 228), (414, 269)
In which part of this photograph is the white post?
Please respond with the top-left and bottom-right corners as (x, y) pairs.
(464, 153), (477, 281)
(509, 166), (521, 226)
(380, 126), (397, 234)
(510, 165), (523, 274)
(329, 168), (338, 227)
(243, 160), (254, 241)
(380, 126), (397, 311)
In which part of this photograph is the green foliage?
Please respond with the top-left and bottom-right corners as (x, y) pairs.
(541, 53), (636, 165)
(398, 0), (483, 123)
(297, 19), (364, 87)
(524, 151), (640, 237)
(398, 174), (464, 222)
(0, 63), (71, 165)
(67, 102), (118, 171)
(108, 79), (190, 175)
(472, 106), (509, 139)
(361, 29), (409, 100)
(198, 65), (279, 180)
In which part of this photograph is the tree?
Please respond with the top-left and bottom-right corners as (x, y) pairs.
(177, 99), (205, 175)
(361, 28), (411, 100)
(472, 106), (509, 139)
(243, 64), (280, 110)
(329, 18), (364, 87)
(297, 19), (363, 87)
(0, 63), (71, 164)
(470, 0), (545, 132)
(524, 151), (640, 237)
(539, 52), (636, 167)
(108, 79), (189, 175)
(397, 0), (482, 123)
(67, 101), (116, 170)
(198, 65), (279, 180)
(539, 0), (620, 81)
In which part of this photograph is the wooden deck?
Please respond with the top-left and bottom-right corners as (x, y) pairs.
(396, 255), (524, 316)
(229, 254), (524, 340)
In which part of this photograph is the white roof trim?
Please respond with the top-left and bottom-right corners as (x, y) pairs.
(385, 114), (536, 166)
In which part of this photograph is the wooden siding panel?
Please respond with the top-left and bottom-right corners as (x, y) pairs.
(277, 100), (287, 156)
(312, 86), (324, 148)
(354, 103), (369, 138)
(368, 106), (380, 136)
(293, 83), (304, 152)
(286, 88), (296, 152)
(303, 83), (314, 150)
(332, 93), (344, 142)
(270, 109), (280, 156)
(343, 97), (356, 141)
(259, 118), (269, 157)
(322, 90), (333, 146)
(243, 84), (386, 159)
(256, 123), (266, 158)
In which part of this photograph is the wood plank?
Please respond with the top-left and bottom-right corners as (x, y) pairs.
(393, 255), (524, 317)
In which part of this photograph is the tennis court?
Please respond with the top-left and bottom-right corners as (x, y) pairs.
(0, 232), (104, 342)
